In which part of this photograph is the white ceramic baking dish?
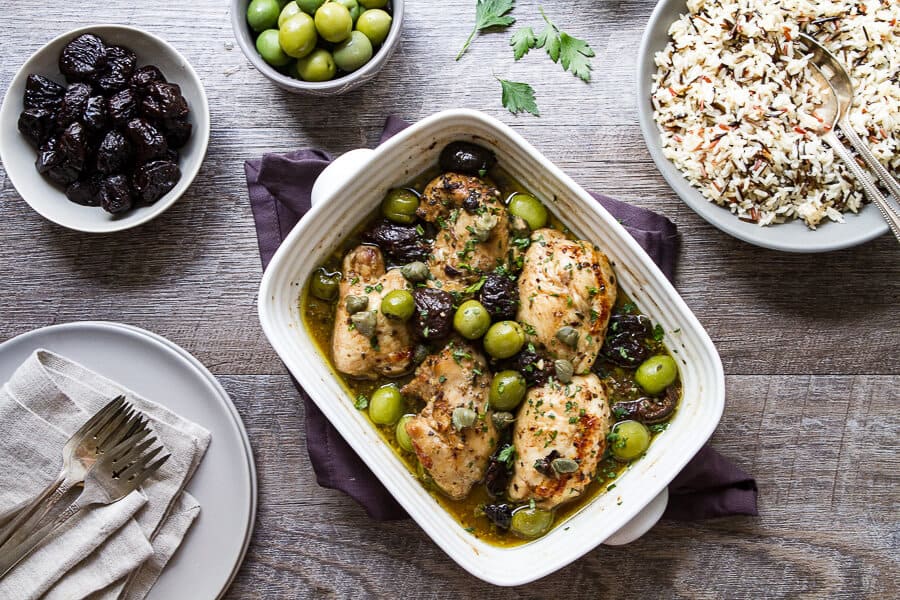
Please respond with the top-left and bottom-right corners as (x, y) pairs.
(257, 109), (725, 586)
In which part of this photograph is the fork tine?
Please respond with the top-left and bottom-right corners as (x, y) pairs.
(119, 446), (164, 480)
(92, 402), (136, 448)
(126, 453), (170, 488)
(76, 395), (126, 438)
(108, 436), (157, 467)
(106, 412), (148, 449)
(82, 397), (129, 442)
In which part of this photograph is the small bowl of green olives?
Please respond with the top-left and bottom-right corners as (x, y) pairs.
(231, 0), (402, 95)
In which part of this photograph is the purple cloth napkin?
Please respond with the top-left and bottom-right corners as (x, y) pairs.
(245, 116), (758, 522)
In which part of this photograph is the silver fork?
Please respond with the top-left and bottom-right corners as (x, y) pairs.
(0, 395), (148, 547)
(0, 431), (169, 578)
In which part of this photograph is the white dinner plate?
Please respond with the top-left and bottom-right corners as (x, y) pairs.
(0, 321), (256, 599)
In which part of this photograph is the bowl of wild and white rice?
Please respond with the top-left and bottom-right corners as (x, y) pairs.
(637, 0), (898, 252)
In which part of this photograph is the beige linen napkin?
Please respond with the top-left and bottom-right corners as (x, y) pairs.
(0, 350), (211, 599)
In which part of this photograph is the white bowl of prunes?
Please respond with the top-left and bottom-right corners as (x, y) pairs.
(0, 25), (209, 232)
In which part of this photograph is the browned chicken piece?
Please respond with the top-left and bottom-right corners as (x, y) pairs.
(402, 340), (497, 500)
(507, 374), (612, 509)
(417, 173), (509, 292)
(516, 228), (617, 374)
(332, 245), (414, 379)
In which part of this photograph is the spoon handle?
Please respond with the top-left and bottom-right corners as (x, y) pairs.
(825, 132), (900, 244)
(838, 117), (900, 203)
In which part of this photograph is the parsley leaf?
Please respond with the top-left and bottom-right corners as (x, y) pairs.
(510, 26), (536, 60)
(558, 32), (594, 82)
(652, 323), (665, 342)
(457, 0), (516, 61)
(497, 78), (539, 116)
(354, 394), (368, 410)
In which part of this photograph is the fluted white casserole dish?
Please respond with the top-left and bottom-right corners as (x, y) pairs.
(258, 109), (725, 586)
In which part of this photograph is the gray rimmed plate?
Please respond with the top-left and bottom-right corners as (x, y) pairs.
(636, 0), (889, 252)
(0, 321), (256, 599)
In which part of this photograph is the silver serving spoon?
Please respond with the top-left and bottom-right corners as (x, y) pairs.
(798, 43), (900, 243)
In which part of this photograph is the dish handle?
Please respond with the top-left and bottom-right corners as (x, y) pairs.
(310, 148), (376, 207)
(602, 487), (668, 546)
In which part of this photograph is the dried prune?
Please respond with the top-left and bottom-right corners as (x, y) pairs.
(164, 148), (179, 163)
(59, 34), (107, 83)
(36, 138), (79, 186)
(124, 118), (167, 163)
(24, 74), (66, 112)
(98, 174), (133, 213)
(478, 272), (519, 320)
(57, 83), (92, 126)
(439, 141), (496, 176)
(599, 314), (653, 368)
(484, 444), (513, 497)
(95, 45), (136, 94)
(482, 504), (513, 531)
(133, 160), (180, 204)
(129, 65), (166, 91)
(161, 117), (192, 149)
(18, 108), (56, 147)
(65, 175), (102, 206)
(411, 288), (454, 341)
(83, 96), (107, 132)
(95, 130), (132, 174)
(58, 122), (89, 171)
(364, 220), (429, 264)
(107, 88), (138, 125)
(140, 82), (188, 120)
(504, 348), (553, 387)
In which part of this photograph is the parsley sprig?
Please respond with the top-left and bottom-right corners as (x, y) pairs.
(456, 0), (516, 61)
(497, 77), (539, 116)
(510, 7), (595, 82)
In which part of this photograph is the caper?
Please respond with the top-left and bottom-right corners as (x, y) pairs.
(555, 326), (579, 348)
(310, 268), (341, 301)
(491, 411), (516, 430)
(351, 310), (376, 337)
(510, 506), (553, 539)
(345, 294), (369, 314)
(554, 359), (574, 383)
(412, 344), (429, 365)
(451, 407), (477, 430)
(551, 457), (579, 474)
(400, 261), (429, 282)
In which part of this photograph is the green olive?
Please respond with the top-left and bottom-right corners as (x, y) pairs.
(278, 1), (302, 26)
(508, 192), (548, 230)
(255, 29), (291, 66)
(356, 8), (392, 45)
(310, 268), (340, 301)
(381, 289), (414, 321)
(333, 30), (373, 72)
(510, 506), (553, 539)
(334, 0), (361, 23)
(314, 1), (353, 42)
(296, 0), (325, 14)
(369, 384), (405, 425)
(247, 0), (281, 32)
(483, 321), (525, 359)
(279, 12), (318, 58)
(396, 414), (415, 452)
(609, 420), (651, 462)
(453, 300), (491, 340)
(635, 355), (678, 395)
(359, 0), (387, 7)
(489, 370), (527, 411)
(296, 48), (336, 81)
(380, 188), (419, 224)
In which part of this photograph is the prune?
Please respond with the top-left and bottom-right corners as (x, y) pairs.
(95, 130), (132, 174)
(439, 141), (496, 177)
(133, 160), (180, 204)
(56, 83), (92, 126)
(599, 314), (653, 368)
(611, 388), (677, 425)
(95, 45), (136, 94)
(482, 503), (513, 531)
(65, 175), (102, 206)
(140, 82), (188, 120)
(363, 220), (429, 264)
(411, 288), (454, 341)
(107, 88), (138, 125)
(164, 148), (179, 163)
(18, 108), (56, 147)
(59, 33), (107, 83)
(478, 272), (519, 320)
(161, 117), (192, 149)
(24, 74), (66, 112)
(124, 118), (167, 163)
(58, 122), (89, 171)
(503, 348), (553, 387)
(35, 138), (79, 186)
(129, 65), (166, 91)
(83, 96), (107, 132)
(484, 444), (513, 497)
(98, 174), (133, 213)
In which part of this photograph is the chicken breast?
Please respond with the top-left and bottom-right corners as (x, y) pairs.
(401, 340), (497, 500)
(508, 374), (612, 509)
(516, 228), (617, 374)
(332, 245), (414, 379)
(417, 173), (509, 292)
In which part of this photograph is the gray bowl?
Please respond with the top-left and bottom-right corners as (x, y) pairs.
(636, 0), (888, 252)
(231, 0), (403, 96)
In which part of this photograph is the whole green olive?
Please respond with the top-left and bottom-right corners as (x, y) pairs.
(310, 268), (341, 301)
(381, 289), (415, 321)
(396, 414), (415, 452)
(369, 384), (405, 425)
(356, 8), (392, 45)
(609, 420), (651, 461)
(247, 0), (281, 32)
(333, 30), (373, 72)
(508, 192), (548, 230)
(635, 355), (678, 395)
(278, 1), (302, 26)
(314, 1), (353, 42)
(296, 0), (325, 14)
(510, 506), (553, 539)
(483, 321), (525, 359)
(255, 29), (291, 66)
(279, 12), (318, 58)
(359, 0), (387, 7)
(334, 0), (361, 23)
(380, 188), (419, 224)
(296, 48), (336, 81)
(489, 370), (527, 411)
(453, 300), (491, 340)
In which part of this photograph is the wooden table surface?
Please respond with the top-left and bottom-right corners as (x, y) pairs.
(1, 1), (898, 597)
